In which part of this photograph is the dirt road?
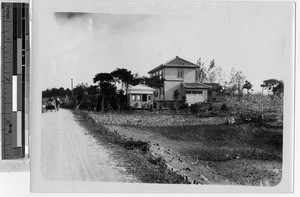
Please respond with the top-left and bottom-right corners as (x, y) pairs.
(41, 109), (138, 182)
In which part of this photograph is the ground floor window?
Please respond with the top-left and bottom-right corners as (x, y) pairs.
(131, 94), (141, 101)
(186, 90), (203, 94)
(136, 95), (141, 101)
(132, 94), (152, 102)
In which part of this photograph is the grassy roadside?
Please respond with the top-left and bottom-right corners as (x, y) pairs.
(142, 124), (282, 186)
(72, 110), (190, 184)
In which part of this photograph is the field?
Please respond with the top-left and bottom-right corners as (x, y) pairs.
(75, 109), (282, 186)
(88, 112), (229, 126)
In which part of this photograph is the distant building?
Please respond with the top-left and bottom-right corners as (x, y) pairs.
(127, 84), (155, 109)
(148, 56), (211, 105)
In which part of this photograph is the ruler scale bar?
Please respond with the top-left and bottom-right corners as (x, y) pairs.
(12, 5), (17, 75)
(24, 3), (29, 156)
(1, 2), (29, 159)
(22, 66), (25, 156)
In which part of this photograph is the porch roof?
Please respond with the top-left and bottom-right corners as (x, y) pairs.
(183, 83), (212, 89)
(128, 84), (155, 94)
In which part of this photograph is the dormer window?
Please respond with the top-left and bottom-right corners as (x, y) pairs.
(177, 68), (184, 78)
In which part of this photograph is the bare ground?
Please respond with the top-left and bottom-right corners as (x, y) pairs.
(104, 123), (282, 186)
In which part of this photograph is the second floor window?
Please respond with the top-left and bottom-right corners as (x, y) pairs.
(177, 68), (184, 78)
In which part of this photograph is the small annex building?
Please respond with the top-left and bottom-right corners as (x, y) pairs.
(127, 84), (155, 109)
(181, 83), (212, 104)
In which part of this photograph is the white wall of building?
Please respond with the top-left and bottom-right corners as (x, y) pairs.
(183, 68), (196, 83)
(164, 81), (182, 100)
(164, 67), (195, 82)
(185, 89), (208, 105)
(163, 67), (197, 101)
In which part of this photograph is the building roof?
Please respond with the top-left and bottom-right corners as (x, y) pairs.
(148, 56), (198, 74)
(128, 84), (155, 94)
(203, 83), (221, 89)
(183, 83), (212, 89)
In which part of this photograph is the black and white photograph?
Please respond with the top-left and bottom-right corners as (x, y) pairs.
(30, 0), (295, 193)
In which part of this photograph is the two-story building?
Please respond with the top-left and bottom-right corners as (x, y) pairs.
(148, 56), (211, 105)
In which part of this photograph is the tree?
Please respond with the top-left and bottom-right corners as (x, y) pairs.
(221, 81), (237, 95)
(111, 68), (134, 94)
(144, 75), (164, 89)
(131, 73), (143, 86)
(42, 87), (70, 98)
(58, 87), (67, 98)
(207, 66), (224, 84)
(42, 89), (52, 98)
(93, 73), (113, 84)
(273, 81), (284, 96)
(172, 89), (180, 111)
(73, 83), (89, 109)
(196, 58), (224, 84)
(208, 59), (215, 69)
(261, 79), (284, 96)
(50, 88), (60, 97)
(242, 80), (253, 94)
(115, 89), (127, 111)
(195, 58), (208, 83)
(93, 73), (115, 111)
(65, 88), (72, 97)
(94, 70), (147, 111)
(99, 82), (117, 111)
(172, 89), (187, 111)
(229, 68), (246, 96)
(85, 85), (100, 111)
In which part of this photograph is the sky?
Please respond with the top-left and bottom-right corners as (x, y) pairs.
(33, 1), (295, 92)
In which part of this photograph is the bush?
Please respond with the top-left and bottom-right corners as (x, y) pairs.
(214, 94), (283, 121)
(190, 103), (199, 114)
(220, 104), (229, 111)
(179, 103), (189, 112)
(60, 99), (76, 109)
(198, 102), (210, 113)
(165, 101), (174, 110)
